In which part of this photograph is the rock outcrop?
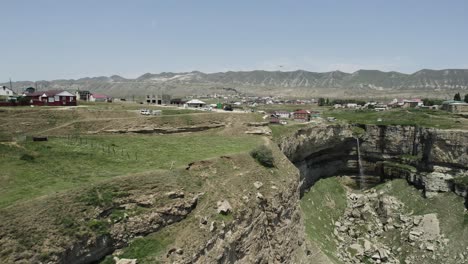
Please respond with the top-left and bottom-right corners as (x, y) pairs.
(278, 124), (468, 206)
(334, 190), (449, 263)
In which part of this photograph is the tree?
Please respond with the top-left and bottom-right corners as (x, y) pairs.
(423, 98), (436, 106)
(465, 94), (468, 103)
(325, 98), (330, 105)
(454, 92), (461, 101)
(318, 98), (326, 106)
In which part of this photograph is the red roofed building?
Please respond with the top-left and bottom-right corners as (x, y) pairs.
(89, 93), (111, 102)
(24, 90), (77, 106)
(293, 110), (310, 122)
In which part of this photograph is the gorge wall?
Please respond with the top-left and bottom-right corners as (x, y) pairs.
(278, 124), (468, 206)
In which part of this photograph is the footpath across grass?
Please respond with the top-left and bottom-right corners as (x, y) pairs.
(0, 133), (261, 208)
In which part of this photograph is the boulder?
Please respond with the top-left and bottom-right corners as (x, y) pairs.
(114, 257), (137, 264)
(216, 200), (232, 215)
(210, 221), (216, 232)
(253, 181), (263, 189)
(349, 243), (364, 256)
(166, 191), (184, 199)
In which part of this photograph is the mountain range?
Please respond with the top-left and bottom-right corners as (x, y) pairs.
(3, 69), (468, 99)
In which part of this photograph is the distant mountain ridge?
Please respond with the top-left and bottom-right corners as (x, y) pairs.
(4, 69), (468, 98)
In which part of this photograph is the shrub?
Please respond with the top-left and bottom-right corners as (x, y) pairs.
(87, 219), (109, 235)
(250, 145), (275, 167)
(20, 153), (35, 162)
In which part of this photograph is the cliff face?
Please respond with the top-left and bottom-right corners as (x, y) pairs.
(278, 124), (468, 206)
(361, 125), (468, 170)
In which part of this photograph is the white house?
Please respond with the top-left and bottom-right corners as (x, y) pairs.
(0, 86), (15, 100)
(274, 111), (291, 119)
(185, 99), (206, 108)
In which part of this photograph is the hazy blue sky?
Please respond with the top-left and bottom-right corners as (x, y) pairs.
(1, 0), (468, 81)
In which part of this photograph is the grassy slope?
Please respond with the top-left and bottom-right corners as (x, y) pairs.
(300, 177), (347, 262)
(0, 133), (261, 208)
(269, 123), (309, 142)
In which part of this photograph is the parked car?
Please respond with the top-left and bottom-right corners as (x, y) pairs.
(140, 109), (150, 115)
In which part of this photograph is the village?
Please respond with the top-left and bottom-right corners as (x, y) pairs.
(1, 85), (468, 125)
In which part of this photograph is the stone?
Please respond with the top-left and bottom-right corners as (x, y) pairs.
(166, 191), (184, 199)
(349, 243), (364, 256)
(378, 248), (388, 260)
(426, 244), (435, 251)
(210, 221), (216, 232)
(351, 209), (361, 218)
(338, 225), (348, 232)
(411, 214), (440, 241)
(114, 257), (137, 264)
(253, 181), (263, 189)
(216, 200), (232, 215)
(363, 239), (373, 253)
(256, 192), (264, 201)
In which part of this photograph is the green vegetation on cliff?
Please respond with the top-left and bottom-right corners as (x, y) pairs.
(301, 177), (347, 262)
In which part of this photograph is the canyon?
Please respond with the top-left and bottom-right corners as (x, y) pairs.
(1, 122), (467, 263)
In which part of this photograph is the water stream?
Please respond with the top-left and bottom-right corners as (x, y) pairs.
(356, 137), (365, 189)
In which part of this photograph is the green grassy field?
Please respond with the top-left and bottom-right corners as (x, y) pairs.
(269, 123), (310, 141)
(323, 108), (466, 129)
(300, 177), (347, 262)
(0, 133), (261, 208)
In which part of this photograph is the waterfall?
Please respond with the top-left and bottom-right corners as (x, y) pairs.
(356, 137), (364, 189)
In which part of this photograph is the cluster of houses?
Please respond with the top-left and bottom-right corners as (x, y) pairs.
(2, 86), (467, 114)
(333, 99), (425, 111)
(195, 93), (316, 106)
(266, 109), (320, 124)
(0, 86), (113, 106)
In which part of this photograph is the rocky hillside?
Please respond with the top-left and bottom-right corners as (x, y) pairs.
(4, 69), (468, 98)
(280, 124), (468, 263)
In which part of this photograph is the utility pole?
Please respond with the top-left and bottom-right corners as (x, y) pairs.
(9, 78), (13, 93)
